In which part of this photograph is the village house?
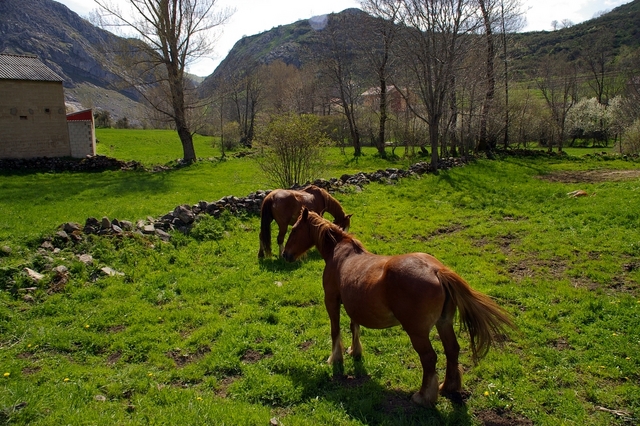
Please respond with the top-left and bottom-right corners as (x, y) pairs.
(0, 53), (95, 159)
(361, 85), (409, 114)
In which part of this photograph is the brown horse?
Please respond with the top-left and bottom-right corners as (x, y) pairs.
(282, 208), (514, 406)
(258, 185), (352, 258)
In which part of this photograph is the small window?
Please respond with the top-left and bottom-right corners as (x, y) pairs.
(45, 108), (51, 113)
(20, 116), (28, 120)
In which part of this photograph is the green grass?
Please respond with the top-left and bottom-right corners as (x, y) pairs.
(1, 130), (639, 425)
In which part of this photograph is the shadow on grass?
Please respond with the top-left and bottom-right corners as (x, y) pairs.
(258, 250), (324, 272)
(284, 360), (472, 425)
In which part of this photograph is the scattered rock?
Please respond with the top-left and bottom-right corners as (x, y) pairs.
(78, 254), (93, 264)
(101, 267), (124, 277)
(24, 268), (44, 282)
(62, 222), (82, 233)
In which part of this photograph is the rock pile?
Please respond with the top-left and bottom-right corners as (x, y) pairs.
(13, 156), (471, 294)
(0, 155), (143, 172)
(53, 156), (471, 242)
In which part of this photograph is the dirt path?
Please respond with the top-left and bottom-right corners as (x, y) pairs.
(538, 169), (640, 183)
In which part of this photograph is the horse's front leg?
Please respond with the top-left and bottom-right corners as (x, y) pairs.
(276, 224), (288, 257)
(325, 294), (344, 364)
(347, 320), (363, 359)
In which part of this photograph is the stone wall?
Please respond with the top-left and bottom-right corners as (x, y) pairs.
(0, 79), (70, 159)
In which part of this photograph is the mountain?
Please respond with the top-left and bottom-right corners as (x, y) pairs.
(202, 1), (640, 93)
(2, 0), (639, 122)
(0, 0), (144, 120)
(198, 8), (368, 95)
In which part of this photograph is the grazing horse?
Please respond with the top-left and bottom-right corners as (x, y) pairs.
(258, 185), (352, 258)
(282, 208), (514, 406)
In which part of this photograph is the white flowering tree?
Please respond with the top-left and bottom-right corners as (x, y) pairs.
(566, 97), (611, 147)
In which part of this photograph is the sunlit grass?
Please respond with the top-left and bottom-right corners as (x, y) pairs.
(1, 130), (639, 425)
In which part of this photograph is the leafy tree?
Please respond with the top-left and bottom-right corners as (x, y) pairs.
(94, 110), (112, 128)
(255, 114), (329, 188)
(94, 0), (233, 163)
(566, 98), (611, 146)
(620, 118), (640, 155)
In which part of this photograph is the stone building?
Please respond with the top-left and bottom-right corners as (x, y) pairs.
(0, 53), (93, 159)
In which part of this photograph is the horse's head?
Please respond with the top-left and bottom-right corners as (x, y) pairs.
(282, 207), (316, 262)
(333, 213), (353, 232)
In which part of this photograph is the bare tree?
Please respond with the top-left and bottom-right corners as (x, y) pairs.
(94, 0), (233, 162)
(395, 0), (479, 171)
(359, 1), (403, 157)
(536, 57), (578, 152)
(317, 11), (368, 156)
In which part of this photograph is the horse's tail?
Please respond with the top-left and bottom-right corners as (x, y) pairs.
(259, 195), (274, 257)
(437, 267), (514, 363)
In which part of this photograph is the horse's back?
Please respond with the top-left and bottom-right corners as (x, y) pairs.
(335, 251), (445, 329)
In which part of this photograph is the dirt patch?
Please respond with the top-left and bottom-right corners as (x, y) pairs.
(508, 258), (566, 282)
(299, 340), (314, 351)
(107, 325), (126, 333)
(475, 409), (534, 426)
(537, 169), (640, 184)
(167, 346), (211, 367)
(22, 366), (41, 375)
(413, 224), (468, 242)
(106, 350), (122, 365)
(241, 349), (272, 364)
(215, 375), (240, 398)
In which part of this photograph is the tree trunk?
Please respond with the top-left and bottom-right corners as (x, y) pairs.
(478, 0), (496, 154)
(377, 80), (388, 157)
(430, 115), (440, 172)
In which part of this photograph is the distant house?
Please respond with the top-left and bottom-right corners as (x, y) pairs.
(362, 85), (409, 114)
(0, 53), (95, 159)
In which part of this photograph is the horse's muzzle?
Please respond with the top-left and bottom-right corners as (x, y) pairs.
(282, 251), (295, 262)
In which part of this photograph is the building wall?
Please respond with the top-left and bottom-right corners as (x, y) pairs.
(68, 120), (96, 158)
(0, 79), (70, 159)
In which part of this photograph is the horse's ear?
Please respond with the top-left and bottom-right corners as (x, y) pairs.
(346, 213), (353, 219)
(301, 207), (309, 220)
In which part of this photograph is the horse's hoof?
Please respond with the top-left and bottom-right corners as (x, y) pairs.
(411, 392), (435, 407)
(327, 355), (343, 364)
(346, 346), (362, 359)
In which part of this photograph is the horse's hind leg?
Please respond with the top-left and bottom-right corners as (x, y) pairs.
(435, 303), (462, 394)
(407, 332), (439, 406)
(347, 320), (363, 359)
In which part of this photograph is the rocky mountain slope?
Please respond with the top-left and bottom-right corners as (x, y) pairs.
(0, 0), (143, 119)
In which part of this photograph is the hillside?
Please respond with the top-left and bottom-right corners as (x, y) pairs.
(198, 8), (368, 95)
(510, 0), (640, 78)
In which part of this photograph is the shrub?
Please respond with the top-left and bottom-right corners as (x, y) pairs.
(619, 118), (640, 154)
(254, 113), (329, 188)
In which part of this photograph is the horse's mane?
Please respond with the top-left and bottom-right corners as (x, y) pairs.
(308, 211), (364, 254)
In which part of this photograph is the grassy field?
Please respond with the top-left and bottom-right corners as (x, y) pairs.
(1, 130), (639, 425)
